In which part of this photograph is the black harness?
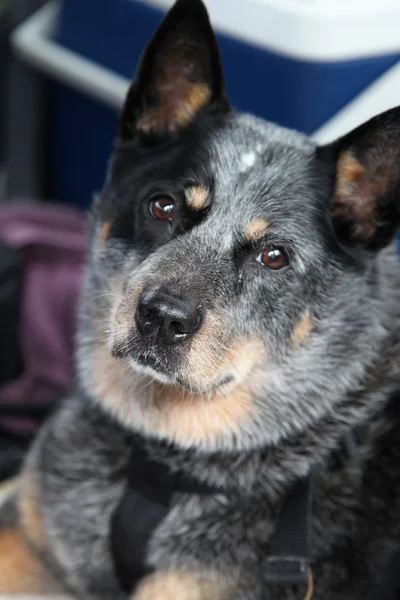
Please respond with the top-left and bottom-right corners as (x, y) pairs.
(110, 430), (400, 599)
(110, 441), (219, 592)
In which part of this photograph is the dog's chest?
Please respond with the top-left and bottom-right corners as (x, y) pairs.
(109, 412), (400, 598)
(110, 442), (217, 593)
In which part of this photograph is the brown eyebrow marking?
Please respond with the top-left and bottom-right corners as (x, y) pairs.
(245, 218), (271, 241)
(185, 185), (210, 211)
(291, 309), (313, 347)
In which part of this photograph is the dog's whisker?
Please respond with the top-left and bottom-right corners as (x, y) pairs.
(91, 292), (123, 302)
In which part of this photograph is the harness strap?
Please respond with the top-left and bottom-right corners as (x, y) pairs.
(111, 440), (218, 593)
(263, 427), (367, 597)
(263, 476), (312, 585)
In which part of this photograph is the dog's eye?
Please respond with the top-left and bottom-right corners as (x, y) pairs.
(257, 247), (288, 270)
(149, 196), (176, 220)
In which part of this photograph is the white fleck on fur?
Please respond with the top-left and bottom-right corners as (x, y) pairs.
(239, 151), (257, 173)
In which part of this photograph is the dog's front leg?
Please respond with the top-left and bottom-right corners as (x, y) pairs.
(0, 523), (61, 593)
(0, 486), (62, 594)
(132, 570), (235, 600)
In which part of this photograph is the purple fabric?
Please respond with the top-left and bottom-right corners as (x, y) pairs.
(0, 203), (87, 434)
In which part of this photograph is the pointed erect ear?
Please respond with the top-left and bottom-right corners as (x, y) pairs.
(318, 107), (400, 251)
(119, 0), (228, 144)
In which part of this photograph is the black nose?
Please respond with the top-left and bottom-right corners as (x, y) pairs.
(135, 288), (202, 346)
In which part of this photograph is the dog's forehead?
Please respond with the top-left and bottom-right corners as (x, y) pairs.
(202, 113), (322, 237)
(212, 112), (314, 160)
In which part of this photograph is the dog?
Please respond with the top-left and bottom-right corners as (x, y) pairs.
(2, 0), (400, 598)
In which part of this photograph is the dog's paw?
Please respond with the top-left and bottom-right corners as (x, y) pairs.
(131, 570), (232, 600)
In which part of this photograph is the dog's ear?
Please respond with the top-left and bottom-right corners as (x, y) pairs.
(319, 106), (400, 250)
(119, 0), (228, 144)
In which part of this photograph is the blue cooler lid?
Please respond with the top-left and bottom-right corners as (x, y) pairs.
(57, 0), (400, 133)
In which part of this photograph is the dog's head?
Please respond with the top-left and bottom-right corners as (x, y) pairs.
(78, 0), (400, 451)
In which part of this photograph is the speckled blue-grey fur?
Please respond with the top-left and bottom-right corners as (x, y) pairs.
(3, 0), (400, 599)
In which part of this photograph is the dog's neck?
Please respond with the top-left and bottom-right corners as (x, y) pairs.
(130, 382), (392, 506)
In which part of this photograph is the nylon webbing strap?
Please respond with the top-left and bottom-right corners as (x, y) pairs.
(111, 441), (221, 593)
(263, 476), (312, 585)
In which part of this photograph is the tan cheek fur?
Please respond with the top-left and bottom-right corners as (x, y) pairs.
(85, 333), (266, 448)
(186, 312), (227, 382)
(132, 569), (235, 600)
(291, 310), (313, 347)
(85, 344), (255, 448)
(188, 321), (266, 387)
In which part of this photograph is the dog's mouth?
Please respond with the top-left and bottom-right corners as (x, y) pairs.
(129, 350), (234, 393)
(136, 352), (168, 372)
(130, 351), (175, 383)
(175, 374), (234, 394)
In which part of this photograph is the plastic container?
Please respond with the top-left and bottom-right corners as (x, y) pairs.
(12, 0), (400, 207)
